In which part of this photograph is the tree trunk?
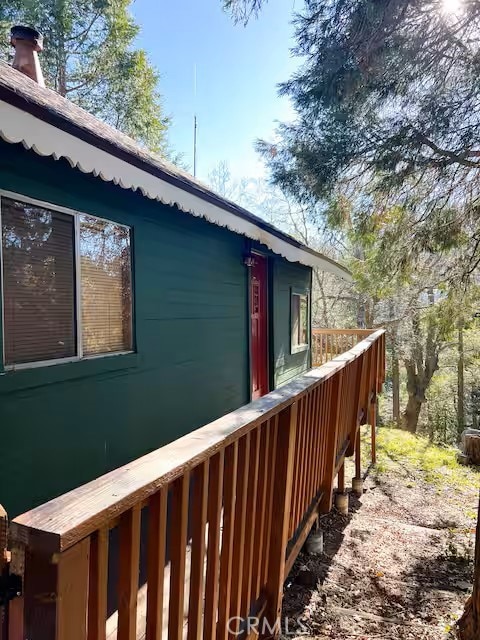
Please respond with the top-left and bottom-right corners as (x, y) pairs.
(402, 393), (422, 433)
(392, 340), (400, 426)
(473, 389), (479, 431)
(458, 321), (465, 441)
(457, 497), (480, 639)
(401, 290), (439, 434)
(464, 435), (480, 466)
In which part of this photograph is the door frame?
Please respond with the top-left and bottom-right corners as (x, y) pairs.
(248, 250), (271, 401)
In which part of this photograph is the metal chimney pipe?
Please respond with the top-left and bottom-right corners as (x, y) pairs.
(10, 26), (45, 87)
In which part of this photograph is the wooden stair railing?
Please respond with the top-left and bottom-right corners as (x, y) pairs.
(3, 329), (385, 640)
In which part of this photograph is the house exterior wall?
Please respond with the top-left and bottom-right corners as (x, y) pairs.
(272, 259), (312, 387)
(0, 142), (312, 518)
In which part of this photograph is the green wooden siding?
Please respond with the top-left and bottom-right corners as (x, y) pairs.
(0, 143), (250, 517)
(0, 142), (313, 518)
(271, 259), (312, 387)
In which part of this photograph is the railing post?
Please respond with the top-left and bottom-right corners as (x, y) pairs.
(335, 462), (349, 515)
(352, 428), (363, 496)
(264, 402), (298, 635)
(0, 505), (7, 640)
(12, 531), (90, 640)
(369, 397), (377, 465)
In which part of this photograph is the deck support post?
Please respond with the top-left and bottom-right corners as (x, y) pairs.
(369, 396), (377, 465)
(335, 463), (348, 515)
(352, 428), (363, 496)
(264, 402), (298, 637)
(337, 462), (345, 494)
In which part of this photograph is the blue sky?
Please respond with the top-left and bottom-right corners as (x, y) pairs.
(131, 0), (300, 183)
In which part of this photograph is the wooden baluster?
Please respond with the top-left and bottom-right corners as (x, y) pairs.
(146, 487), (168, 640)
(241, 428), (261, 616)
(253, 424), (269, 598)
(349, 353), (368, 456)
(260, 419), (276, 588)
(302, 392), (315, 516)
(118, 506), (141, 640)
(204, 451), (225, 640)
(264, 403), (298, 635)
(217, 443), (238, 640)
(320, 372), (343, 513)
(309, 388), (320, 504)
(263, 416), (278, 585)
(88, 528), (109, 640)
(229, 433), (251, 630)
(320, 376), (332, 486)
(169, 473), (190, 640)
(290, 398), (304, 537)
(315, 384), (326, 496)
(188, 463), (209, 640)
(313, 384), (326, 492)
(307, 387), (319, 505)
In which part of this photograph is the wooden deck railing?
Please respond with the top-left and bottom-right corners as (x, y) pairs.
(312, 328), (377, 366)
(1, 330), (385, 640)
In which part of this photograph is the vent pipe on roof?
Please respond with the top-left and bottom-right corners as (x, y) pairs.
(10, 26), (45, 87)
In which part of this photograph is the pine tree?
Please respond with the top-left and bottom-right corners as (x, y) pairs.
(0, 0), (169, 152)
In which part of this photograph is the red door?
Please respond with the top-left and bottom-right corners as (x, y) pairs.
(250, 254), (269, 399)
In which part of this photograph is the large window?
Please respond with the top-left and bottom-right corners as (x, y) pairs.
(1, 194), (133, 368)
(291, 289), (310, 354)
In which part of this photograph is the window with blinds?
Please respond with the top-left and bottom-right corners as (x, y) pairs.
(291, 290), (309, 354)
(1, 195), (133, 368)
(80, 215), (132, 356)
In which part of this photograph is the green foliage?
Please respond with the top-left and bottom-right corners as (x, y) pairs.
(375, 426), (480, 490)
(260, 0), (480, 190)
(0, 0), (169, 152)
(424, 371), (458, 445)
(222, 0), (266, 24)
(254, 0), (480, 275)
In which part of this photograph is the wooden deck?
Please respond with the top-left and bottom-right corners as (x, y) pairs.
(0, 329), (385, 640)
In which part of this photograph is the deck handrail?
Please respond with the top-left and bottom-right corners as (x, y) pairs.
(312, 327), (378, 366)
(312, 328), (375, 335)
(6, 329), (386, 640)
(11, 329), (385, 553)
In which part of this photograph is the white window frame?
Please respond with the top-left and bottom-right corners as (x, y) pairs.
(0, 189), (134, 371)
(290, 288), (310, 355)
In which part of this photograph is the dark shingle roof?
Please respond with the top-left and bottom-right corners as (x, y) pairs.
(0, 61), (349, 277)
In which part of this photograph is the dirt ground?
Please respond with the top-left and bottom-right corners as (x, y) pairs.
(282, 436), (479, 640)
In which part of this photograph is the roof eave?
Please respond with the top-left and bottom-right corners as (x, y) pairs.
(0, 93), (352, 281)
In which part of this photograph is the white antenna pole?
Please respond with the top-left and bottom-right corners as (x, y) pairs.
(193, 64), (197, 178)
(193, 115), (197, 178)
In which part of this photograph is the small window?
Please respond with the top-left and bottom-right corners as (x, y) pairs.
(80, 215), (132, 356)
(1, 195), (133, 368)
(291, 290), (310, 354)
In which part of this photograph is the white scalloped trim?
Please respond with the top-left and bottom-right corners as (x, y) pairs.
(0, 100), (351, 280)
